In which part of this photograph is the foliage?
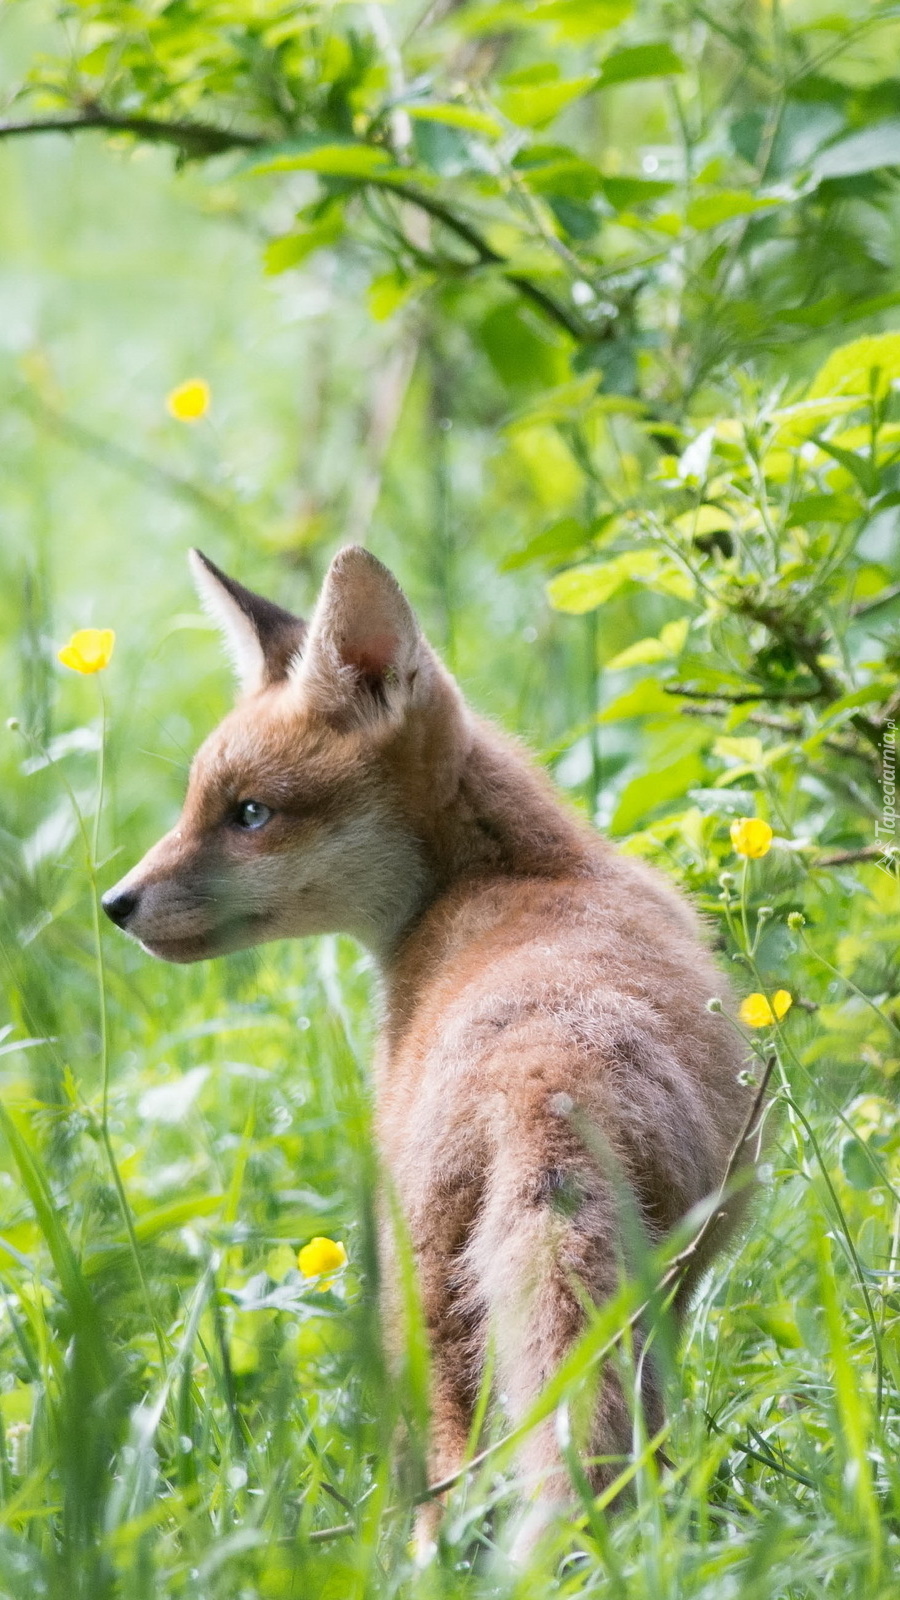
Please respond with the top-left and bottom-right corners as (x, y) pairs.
(0, 0), (898, 1595)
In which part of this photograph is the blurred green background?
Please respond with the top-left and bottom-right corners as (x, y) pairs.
(0, 0), (899, 1595)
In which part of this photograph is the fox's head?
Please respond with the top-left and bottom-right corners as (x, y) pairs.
(102, 547), (463, 962)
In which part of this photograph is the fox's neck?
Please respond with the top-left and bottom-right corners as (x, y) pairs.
(423, 712), (593, 887)
(375, 712), (597, 1034)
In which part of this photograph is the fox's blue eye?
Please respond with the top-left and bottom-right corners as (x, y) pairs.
(234, 800), (272, 830)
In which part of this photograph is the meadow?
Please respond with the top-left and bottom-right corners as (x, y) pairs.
(0, 0), (899, 1594)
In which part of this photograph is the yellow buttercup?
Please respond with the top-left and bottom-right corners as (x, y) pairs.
(739, 990), (793, 1028)
(166, 377), (210, 422)
(57, 628), (115, 675)
(730, 817), (773, 859)
(297, 1236), (347, 1290)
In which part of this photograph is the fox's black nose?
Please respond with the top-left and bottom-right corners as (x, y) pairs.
(102, 887), (139, 928)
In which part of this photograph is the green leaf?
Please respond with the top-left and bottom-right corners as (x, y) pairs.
(501, 517), (591, 571)
(821, 682), (894, 719)
(598, 175), (675, 208)
(506, 373), (601, 426)
(0, 1104), (108, 1365)
(548, 550), (693, 613)
(686, 190), (783, 230)
(246, 140), (396, 179)
(598, 678), (676, 721)
(812, 119), (900, 182)
(496, 74), (596, 128)
(714, 735), (764, 766)
(770, 396), (864, 442)
(547, 562), (623, 612)
(264, 206), (344, 273)
(403, 102), (504, 137)
(516, 148), (605, 200)
(367, 269), (434, 321)
(841, 1137), (878, 1191)
(480, 305), (571, 393)
(611, 752), (704, 833)
(786, 492), (861, 526)
(547, 552), (651, 612)
(588, 394), (649, 416)
(649, 563), (695, 600)
(744, 1305), (803, 1349)
(808, 332), (900, 400)
(596, 41), (684, 86)
(812, 435), (878, 496)
(605, 637), (669, 669)
(605, 616), (689, 670)
(462, 0), (633, 41)
(672, 505), (733, 537)
(129, 1193), (225, 1246)
(659, 617), (690, 653)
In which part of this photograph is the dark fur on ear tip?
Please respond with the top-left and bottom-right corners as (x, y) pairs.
(190, 548), (308, 687)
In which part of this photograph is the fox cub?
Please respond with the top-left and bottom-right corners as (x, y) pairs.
(104, 546), (751, 1553)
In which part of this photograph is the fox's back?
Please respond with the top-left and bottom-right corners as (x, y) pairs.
(377, 847), (750, 1249)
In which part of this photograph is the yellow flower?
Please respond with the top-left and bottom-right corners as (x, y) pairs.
(166, 378), (210, 422)
(57, 628), (115, 675)
(739, 990), (793, 1028)
(298, 1236), (347, 1290)
(730, 817), (773, 859)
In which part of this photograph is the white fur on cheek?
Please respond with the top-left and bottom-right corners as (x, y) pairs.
(228, 811), (431, 957)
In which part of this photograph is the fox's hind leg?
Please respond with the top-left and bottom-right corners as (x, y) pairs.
(411, 1326), (480, 1561)
(402, 1195), (485, 1559)
(465, 1124), (664, 1561)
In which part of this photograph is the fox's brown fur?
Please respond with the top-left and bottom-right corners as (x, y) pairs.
(105, 546), (752, 1555)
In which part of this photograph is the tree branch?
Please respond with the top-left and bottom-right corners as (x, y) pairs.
(383, 180), (589, 341)
(675, 700), (869, 761)
(812, 844), (887, 867)
(664, 685), (818, 705)
(0, 109), (264, 158)
(0, 108), (589, 342)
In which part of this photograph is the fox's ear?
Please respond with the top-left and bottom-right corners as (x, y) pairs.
(189, 550), (307, 694)
(294, 546), (424, 723)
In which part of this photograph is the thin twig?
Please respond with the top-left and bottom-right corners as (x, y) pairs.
(308, 1520), (355, 1542)
(677, 703), (801, 733)
(813, 844), (885, 867)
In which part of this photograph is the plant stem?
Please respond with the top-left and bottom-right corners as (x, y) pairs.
(18, 704), (168, 1367)
(799, 929), (900, 1047)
